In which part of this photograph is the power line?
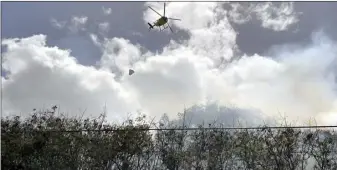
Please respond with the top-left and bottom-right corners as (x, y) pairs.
(16, 125), (337, 133)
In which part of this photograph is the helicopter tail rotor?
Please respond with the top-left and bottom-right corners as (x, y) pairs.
(148, 23), (154, 29)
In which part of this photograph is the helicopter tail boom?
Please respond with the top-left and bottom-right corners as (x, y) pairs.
(148, 23), (154, 29)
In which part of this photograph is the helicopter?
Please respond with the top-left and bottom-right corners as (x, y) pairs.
(147, 2), (181, 33)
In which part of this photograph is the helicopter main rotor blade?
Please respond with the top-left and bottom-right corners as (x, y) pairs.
(148, 6), (162, 17)
(167, 22), (174, 33)
(168, 18), (181, 21)
(164, 2), (166, 16)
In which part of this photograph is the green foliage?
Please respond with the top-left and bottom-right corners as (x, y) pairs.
(2, 107), (337, 170)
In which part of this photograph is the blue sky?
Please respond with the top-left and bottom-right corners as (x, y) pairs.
(2, 2), (337, 126)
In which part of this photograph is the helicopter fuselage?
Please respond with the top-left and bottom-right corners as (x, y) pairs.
(154, 17), (168, 26)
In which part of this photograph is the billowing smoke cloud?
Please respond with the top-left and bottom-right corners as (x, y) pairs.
(207, 31), (337, 125)
(2, 2), (336, 126)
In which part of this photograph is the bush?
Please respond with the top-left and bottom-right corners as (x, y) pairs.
(2, 107), (337, 170)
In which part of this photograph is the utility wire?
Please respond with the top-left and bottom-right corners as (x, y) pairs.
(13, 125), (337, 133)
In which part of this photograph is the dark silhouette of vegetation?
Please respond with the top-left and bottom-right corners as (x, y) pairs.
(1, 106), (337, 170)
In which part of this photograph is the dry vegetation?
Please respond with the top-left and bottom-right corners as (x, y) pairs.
(2, 106), (337, 170)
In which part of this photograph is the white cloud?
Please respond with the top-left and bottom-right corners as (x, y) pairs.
(227, 2), (254, 24)
(131, 31), (143, 37)
(50, 18), (67, 29)
(98, 22), (110, 34)
(144, 2), (218, 31)
(144, 2), (237, 63)
(68, 16), (88, 33)
(1, 35), (140, 121)
(125, 50), (206, 116)
(89, 33), (102, 48)
(227, 2), (300, 31)
(102, 6), (112, 15)
(50, 16), (88, 34)
(254, 2), (299, 31)
(2, 2), (337, 127)
(98, 37), (142, 73)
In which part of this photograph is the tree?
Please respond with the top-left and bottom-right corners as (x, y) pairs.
(2, 106), (336, 169)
